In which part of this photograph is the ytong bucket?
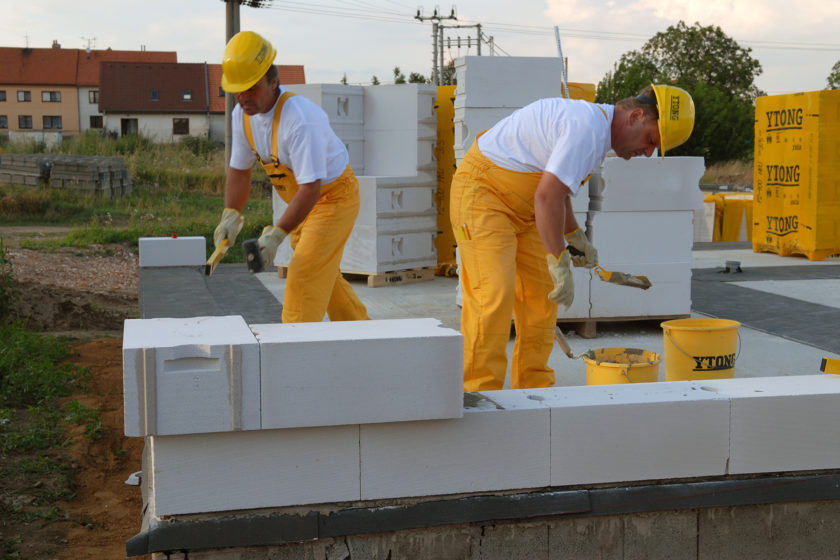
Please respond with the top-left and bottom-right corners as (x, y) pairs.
(661, 318), (741, 381)
(582, 347), (661, 385)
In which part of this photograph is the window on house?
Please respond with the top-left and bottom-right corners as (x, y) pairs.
(0, 115), (7, 129)
(172, 118), (189, 135)
(181, 90), (193, 101)
(41, 91), (61, 102)
(18, 115), (32, 129)
(89, 90), (99, 104)
(218, 87), (225, 97)
(17, 91), (31, 102)
(150, 89), (159, 101)
(90, 115), (103, 129)
(0, 91), (6, 102)
(43, 116), (62, 129)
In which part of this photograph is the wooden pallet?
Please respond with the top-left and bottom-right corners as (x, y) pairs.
(276, 266), (436, 288)
(556, 314), (690, 339)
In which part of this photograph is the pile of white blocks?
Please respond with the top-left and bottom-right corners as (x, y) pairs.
(276, 83), (439, 274)
(122, 318), (840, 517)
(583, 156), (705, 319)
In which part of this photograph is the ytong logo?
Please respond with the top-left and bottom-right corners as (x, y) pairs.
(764, 108), (803, 130)
(765, 215), (798, 237)
(692, 353), (736, 372)
(766, 164), (800, 186)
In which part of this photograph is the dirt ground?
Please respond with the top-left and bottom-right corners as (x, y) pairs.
(2, 227), (150, 559)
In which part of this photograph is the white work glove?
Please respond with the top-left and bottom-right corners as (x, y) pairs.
(565, 227), (598, 268)
(213, 208), (244, 249)
(257, 225), (288, 269)
(547, 251), (574, 310)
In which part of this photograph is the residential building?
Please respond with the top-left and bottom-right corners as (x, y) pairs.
(0, 43), (177, 141)
(99, 62), (305, 143)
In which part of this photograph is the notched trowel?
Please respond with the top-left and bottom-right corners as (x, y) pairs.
(242, 238), (264, 273)
(568, 246), (652, 290)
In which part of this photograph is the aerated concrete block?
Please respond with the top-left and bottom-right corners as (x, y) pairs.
(589, 261), (692, 317)
(138, 236), (206, 267)
(540, 382), (730, 486)
(122, 316), (261, 437)
(360, 390), (550, 500)
(588, 156), (705, 212)
(454, 56), (567, 108)
(590, 211), (695, 264)
(698, 375), (840, 474)
(148, 425), (361, 515)
(251, 318), (463, 429)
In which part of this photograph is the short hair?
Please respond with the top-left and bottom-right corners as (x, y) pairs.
(615, 85), (659, 120)
(265, 64), (279, 85)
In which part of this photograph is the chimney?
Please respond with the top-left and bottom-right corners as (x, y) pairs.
(52, 40), (61, 49)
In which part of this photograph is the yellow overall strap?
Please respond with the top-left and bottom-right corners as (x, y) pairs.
(242, 91), (296, 164)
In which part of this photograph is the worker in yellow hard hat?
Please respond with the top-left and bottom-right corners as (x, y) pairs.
(451, 84), (694, 391)
(214, 30), (369, 323)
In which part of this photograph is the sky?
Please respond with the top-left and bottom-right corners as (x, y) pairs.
(2, 0), (839, 96)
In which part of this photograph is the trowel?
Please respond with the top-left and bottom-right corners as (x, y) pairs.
(568, 247), (652, 290)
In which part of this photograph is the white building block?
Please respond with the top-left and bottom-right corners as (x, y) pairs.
(122, 316), (261, 436)
(588, 157), (705, 212)
(694, 201), (716, 243)
(138, 236), (206, 267)
(363, 84), (437, 176)
(251, 319), (463, 429)
(538, 382), (730, 486)
(148, 426), (361, 515)
(589, 261), (692, 318)
(558, 264), (594, 320)
(698, 375), (840, 474)
(590, 211), (695, 264)
(454, 56), (568, 108)
(360, 390), (550, 499)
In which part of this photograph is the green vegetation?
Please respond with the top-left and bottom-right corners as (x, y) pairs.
(0, 242), (106, 555)
(0, 131), (274, 261)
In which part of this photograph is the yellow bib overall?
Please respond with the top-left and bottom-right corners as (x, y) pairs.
(450, 131), (558, 390)
(244, 92), (369, 323)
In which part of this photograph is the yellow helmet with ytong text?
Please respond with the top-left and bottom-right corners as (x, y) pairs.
(221, 31), (277, 93)
(650, 84), (695, 156)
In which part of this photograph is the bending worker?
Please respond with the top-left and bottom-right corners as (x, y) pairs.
(451, 84), (694, 391)
(214, 31), (369, 323)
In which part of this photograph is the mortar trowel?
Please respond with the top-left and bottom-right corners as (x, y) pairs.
(568, 246), (652, 290)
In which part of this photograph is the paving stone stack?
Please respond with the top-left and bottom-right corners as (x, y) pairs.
(0, 153), (132, 198)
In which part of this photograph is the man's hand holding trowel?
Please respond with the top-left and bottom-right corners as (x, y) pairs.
(205, 207), (243, 276)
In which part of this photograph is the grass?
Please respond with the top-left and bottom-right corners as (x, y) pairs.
(1, 131), (274, 261)
(700, 159), (753, 186)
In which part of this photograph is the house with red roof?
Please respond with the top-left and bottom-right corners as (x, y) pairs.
(0, 43), (177, 141)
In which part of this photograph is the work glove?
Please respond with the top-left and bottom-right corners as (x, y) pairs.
(565, 227), (598, 268)
(258, 225), (288, 269)
(213, 208), (244, 249)
(547, 251), (574, 310)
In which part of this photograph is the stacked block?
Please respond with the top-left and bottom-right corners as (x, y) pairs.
(753, 90), (840, 260)
(251, 318), (463, 429)
(285, 84), (365, 175)
(579, 156), (705, 319)
(273, 84), (439, 275)
(122, 316), (261, 437)
(0, 153), (132, 197)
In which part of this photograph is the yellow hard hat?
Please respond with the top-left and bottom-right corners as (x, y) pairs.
(221, 31), (277, 93)
(650, 84), (695, 156)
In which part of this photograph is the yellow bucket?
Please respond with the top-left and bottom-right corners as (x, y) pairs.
(661, 318), (741, 381)
(582, 348), (661, 385)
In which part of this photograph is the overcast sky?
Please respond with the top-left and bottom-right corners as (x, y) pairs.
(3, 0), (839, 96)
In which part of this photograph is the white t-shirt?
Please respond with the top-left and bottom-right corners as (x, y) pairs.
(477, 98), (613, 195)
(229, 86), (349, 185)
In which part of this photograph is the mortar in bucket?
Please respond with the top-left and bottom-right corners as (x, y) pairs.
(660, 318), (741, 381)
(581, 347), (661, 385)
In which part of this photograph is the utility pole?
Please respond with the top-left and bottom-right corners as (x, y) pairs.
(415, 6), (456, 85)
